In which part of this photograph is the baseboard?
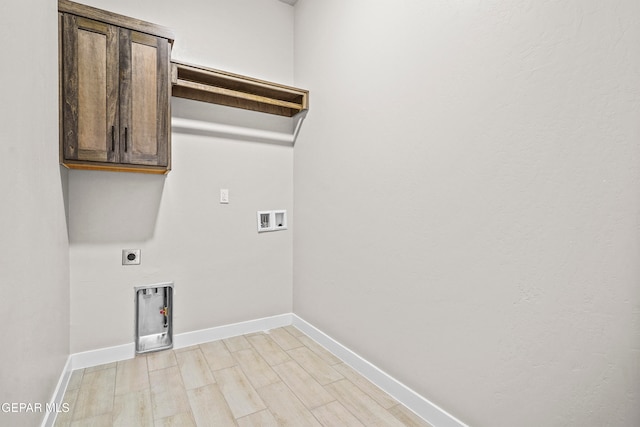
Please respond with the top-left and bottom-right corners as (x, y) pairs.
(42, 313), (292, 427)
(71, 342), (136, 370)
(41, 355), (73, 427)
(173, 313), (292, 348)
(291, 315), (469, 427)
(46, 312), (466, 427)
(69, 313), (293, 370)
(174, 313), (293, 349)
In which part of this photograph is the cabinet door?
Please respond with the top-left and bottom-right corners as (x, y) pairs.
(62, 15), (119, 163)
(119, 29), (170, 167)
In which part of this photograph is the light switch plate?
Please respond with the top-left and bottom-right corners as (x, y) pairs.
(220, 189), (229, 204)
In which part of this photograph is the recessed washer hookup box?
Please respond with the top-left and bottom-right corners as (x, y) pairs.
(135, 282), (173, 354)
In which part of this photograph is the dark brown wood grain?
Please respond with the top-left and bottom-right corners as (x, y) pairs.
(122, 30), (171, 167)
(61, 13), (78, 160)
(62, 16), (119, 163)
(118, 27), (132, 165)
(105, 22), (119, 163)
(59, 2), (172, 174)
(58, 0), (174, 43)
(156, 37), (170, 169)
(171, 61), (309, 118)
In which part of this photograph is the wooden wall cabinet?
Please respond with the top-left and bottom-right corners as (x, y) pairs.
(59, 0), (174, 174)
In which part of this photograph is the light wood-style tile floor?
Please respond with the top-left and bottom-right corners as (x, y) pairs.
(54, 326), (433, 427)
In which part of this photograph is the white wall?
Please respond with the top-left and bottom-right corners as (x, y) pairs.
(293, 1), (640, 426)
(0, 0), (70, 425)
(76, 0), (294, 84)
(68, 0), (295, 353)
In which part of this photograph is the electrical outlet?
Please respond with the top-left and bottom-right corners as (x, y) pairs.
(122, 249), (141, 265)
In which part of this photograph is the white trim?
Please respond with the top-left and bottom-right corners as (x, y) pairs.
(71, 342), (136, 370)
(173, 313), (293, 348)
(291, 315), (470, 427)
(68, 313), (292, 371)
(41, 356), (73, 427)
(43, 314), (292, 426)
(46, 312), (466, 427)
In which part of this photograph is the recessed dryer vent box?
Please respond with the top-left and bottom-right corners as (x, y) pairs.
(135, 282), (173, 354)
(273, 210), (287, 230)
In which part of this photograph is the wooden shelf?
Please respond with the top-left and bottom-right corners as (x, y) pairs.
(171, 61), (309, 117)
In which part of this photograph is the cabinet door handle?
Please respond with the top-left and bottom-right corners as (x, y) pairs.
(111, 126), (115, 151)
(124, 127), (128, 152)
